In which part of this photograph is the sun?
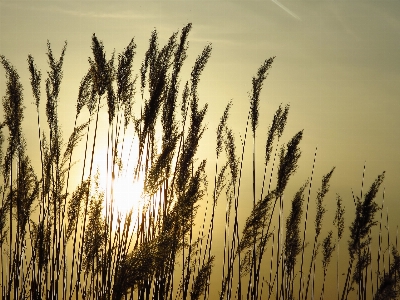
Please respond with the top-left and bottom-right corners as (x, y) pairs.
(90, 133), (146, 226)
(111, 172), (144, 215)
(96, 166), (145, 224)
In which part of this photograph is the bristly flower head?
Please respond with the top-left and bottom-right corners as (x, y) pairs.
(89, 34), (110, 97)
(264, 104), (289, 165)
(348, 172), (385, 258)
(315, 167), (335, 237)
(216, 101), (232, 157)
(276, 130), (303, 196)
(322, 231), (335, 269)
(76, 69), (93, 117)
(88, 34), (116, 123)
(117, 39), (136, 128)
(190, 256), (214, 300)
(334, 194), (345, 241)
(45, 41), (67, 131)
(190, 44), (212, 96)
(0, 204), (7, 246)
(27, 55), (42, 109)
(250, 57), (275, 133)
(140, 29), (158, 99)
(0, 55), (24, 158)
(285, 181), (308, 273)
(224, 127), (238, 185)
(173, 23), (192, 79)
(45, 40), (67, 101)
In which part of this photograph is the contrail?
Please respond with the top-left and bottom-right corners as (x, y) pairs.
(271, 0), (301, 20)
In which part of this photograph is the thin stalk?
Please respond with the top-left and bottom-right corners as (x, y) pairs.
(387, 205), (390, 274)
(254, 142), (280, 297)
(74, 93), (101, 300)
(268, 230), (275, 300)
(276, 195), (283, 300)
(68, 111), (93, 300)
(232, 109), (251, 299)
(299, 147), (317, 300)
(202, 157), (219, 300)
(251, 134), (256, 300)
(220, 183), (235, 300)
(377, 196), (384, 295)
(337, 236), (341, 300)
(304, 230), (318, 299)
(8, 149), (13, 299)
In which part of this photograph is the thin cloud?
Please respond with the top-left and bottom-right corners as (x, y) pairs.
(330, 5), (360, 41)
(51, 7), (154, 20)
(0, 2), (154, 20)
(271, 0), (301, 21)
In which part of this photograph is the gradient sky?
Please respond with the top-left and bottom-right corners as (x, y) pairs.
(1, 1), (400, 299)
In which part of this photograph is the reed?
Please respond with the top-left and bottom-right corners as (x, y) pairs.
(0, 24), (399, 300)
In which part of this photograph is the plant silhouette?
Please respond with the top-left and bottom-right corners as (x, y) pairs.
(0, 24), (399, 300)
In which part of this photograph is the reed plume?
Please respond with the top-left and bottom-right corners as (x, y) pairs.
(320, 230), (335, 299)
(276, 130), (303, 197)
(0, 24), (399, 300)
(342, 172), (385, 300)
(304, 167), (335, 299)
(283, 181), (308, 298)
(249, 57), (275, 133)
(374, 246), (400, 299)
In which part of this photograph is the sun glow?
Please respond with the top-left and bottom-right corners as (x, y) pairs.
(89, 133), (147, 228)
(95, 163), (146, 228)
(112, 173), (143, 212)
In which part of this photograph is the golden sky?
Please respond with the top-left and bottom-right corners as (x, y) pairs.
(1, 1), (398, 213)
(1, 1), (400, 299)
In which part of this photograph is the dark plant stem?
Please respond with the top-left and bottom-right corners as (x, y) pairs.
(299, 147), (317, 300)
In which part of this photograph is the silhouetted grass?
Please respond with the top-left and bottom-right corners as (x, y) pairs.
(0, 24), (398, 300)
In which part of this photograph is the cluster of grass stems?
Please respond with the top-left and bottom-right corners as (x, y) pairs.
(0, 24), (399, 299)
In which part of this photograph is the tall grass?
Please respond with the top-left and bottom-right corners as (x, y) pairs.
(0, 24), (399, 300)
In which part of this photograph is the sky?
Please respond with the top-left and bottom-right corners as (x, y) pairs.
(1, 1), (400, 299)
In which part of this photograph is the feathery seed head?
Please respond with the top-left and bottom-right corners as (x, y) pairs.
(76, 70), (93, 117)
(190, 256), (214, 300)
(276, 130), (303, 196)
(216, 101), (232, 157)
(348, 172), (385, 257)
(27, 55), (42, 108)
(225, 127), (238, 185)
(117, 39), (136, 127)
(239, 191), (276, 253)
(45, 41), (67, 133)
(250, 57), (275, 133)
(141, 30), (158, 99)
(181, 81), (190, 120)
(191, 44), (212, 95)
(173, 23), (192, 78)
(284, 181), (308, 273)
(315, 167), (335, 237)
(1, 55), (24, 157)
(0, 204), (7, 246)
(264, 104), (290, 165)
(334, 194), (345, 241)
(89, 34), (112, 97)
(322, 231), (335, 269)
(45, 40), (67, 102)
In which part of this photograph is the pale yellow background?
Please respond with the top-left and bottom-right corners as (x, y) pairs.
(1, 1), (399, 299)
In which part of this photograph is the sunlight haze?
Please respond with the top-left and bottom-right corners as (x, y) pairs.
(1, 1), (399, 299)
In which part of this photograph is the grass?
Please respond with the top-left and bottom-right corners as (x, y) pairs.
(0, 24), (399, 299)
